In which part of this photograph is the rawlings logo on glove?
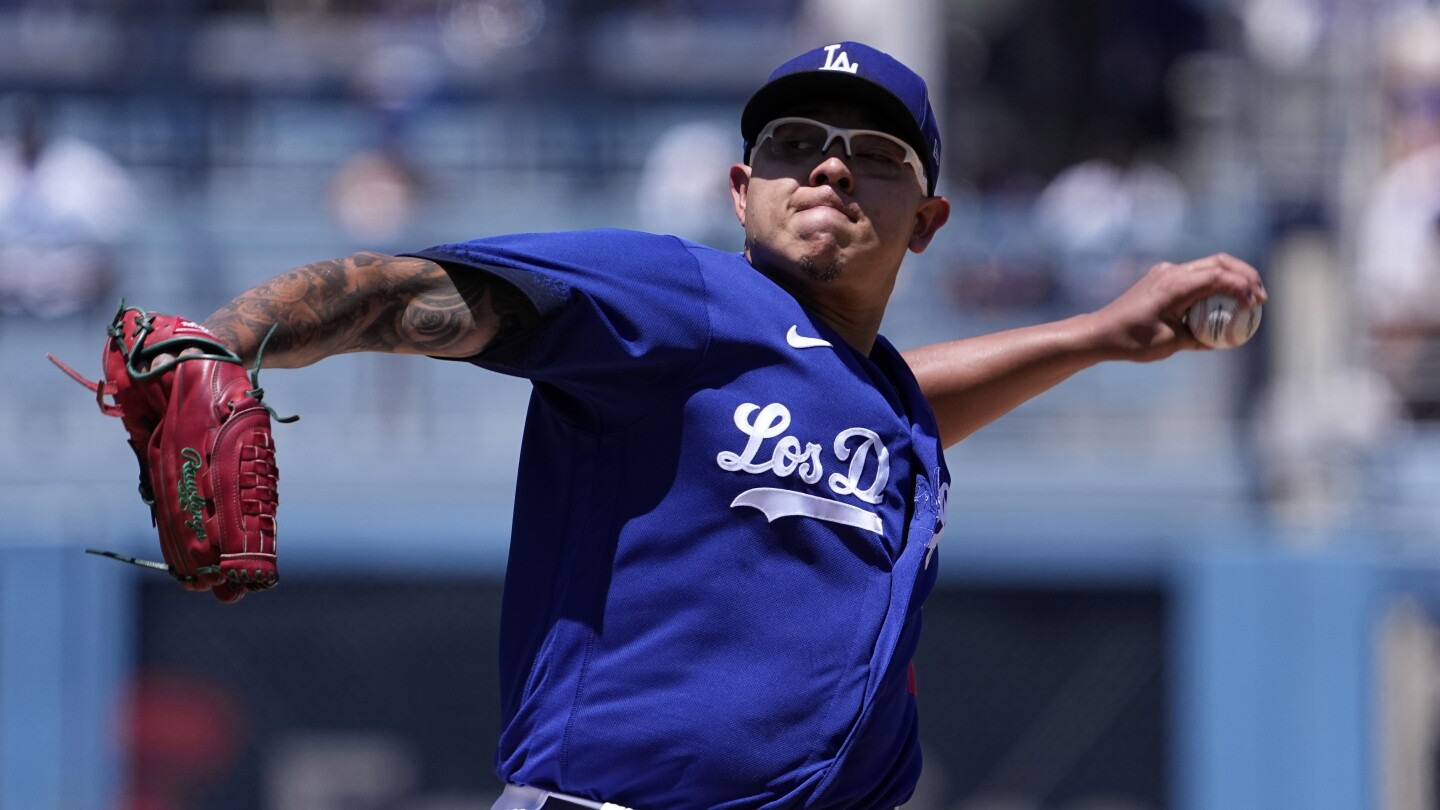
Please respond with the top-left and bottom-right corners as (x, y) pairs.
(50, 303), (294, 603)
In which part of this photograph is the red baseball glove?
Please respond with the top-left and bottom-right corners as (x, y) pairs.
(50, 304), (292, 602)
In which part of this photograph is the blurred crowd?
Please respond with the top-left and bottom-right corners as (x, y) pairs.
(1, 0), (1438, 516)
(0, 94), (136, 317)
(1362, 7), (1440, 420)
(5, 2), (1440, 809)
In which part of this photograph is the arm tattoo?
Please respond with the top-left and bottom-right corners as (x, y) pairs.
(399, 267), (538, 356)
(204, 252), (538, 368)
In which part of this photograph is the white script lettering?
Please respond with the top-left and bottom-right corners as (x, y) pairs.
(716, 402), (889, 498)
(716, 403), (824, 484)
(829, 428), (889, 505)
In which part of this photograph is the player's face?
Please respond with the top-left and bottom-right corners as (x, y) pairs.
(730, 103), (949, 296)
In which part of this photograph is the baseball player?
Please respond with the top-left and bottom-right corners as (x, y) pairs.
(119, 42), (1265, 810)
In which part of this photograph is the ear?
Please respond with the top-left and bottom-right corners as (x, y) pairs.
(729, 163), (752, 227)
(907, 195), (951, 254)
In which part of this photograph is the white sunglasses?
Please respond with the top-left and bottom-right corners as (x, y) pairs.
(752, 116), (929, 193)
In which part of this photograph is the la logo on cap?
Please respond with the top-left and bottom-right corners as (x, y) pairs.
(820, 44), (859, 74)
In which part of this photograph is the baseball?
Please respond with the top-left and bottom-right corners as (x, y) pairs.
(1185, 294), (1262, 349)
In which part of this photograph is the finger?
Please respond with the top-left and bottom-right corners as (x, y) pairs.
(1175, 254), (1266, 307)
(147, 352), (176, 372)
(1213, 253), (1267, 303)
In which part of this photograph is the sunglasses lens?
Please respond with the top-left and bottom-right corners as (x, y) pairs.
(849, 134), (911, 166)
(757, 118), (926, 190)
(761, 121), (831, 159)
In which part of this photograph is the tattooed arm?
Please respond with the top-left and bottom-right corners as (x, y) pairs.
(202, 252), (538, 368)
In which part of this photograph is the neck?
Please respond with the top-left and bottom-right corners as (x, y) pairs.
(810, 303), (884, 356)
(752, 257), (894, 356)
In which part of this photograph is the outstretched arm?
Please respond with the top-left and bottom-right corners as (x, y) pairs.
(905, 253), (1266, 448)
(203, 252), (537, 367)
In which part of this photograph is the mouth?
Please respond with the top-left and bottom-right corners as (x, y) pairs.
(795, 193), (860, 223)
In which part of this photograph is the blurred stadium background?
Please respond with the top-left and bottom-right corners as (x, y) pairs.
(3, 0), (1440, 808)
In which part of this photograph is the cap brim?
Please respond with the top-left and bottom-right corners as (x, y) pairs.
(741, 71), (928, 164)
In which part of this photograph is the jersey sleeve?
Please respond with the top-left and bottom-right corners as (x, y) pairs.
(403, 229), (712, 428)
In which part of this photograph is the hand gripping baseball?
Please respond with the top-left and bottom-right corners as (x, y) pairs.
(50, 303), (295, 603)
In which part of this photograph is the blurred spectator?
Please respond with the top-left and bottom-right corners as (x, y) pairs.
(1034, 156), (1191, 310)
(1256, 359), (1403, 527)
(327, 42), (436, 249)
(0, 94), (138, 319)
(1357, 8), (1440, 420)
(328, 139), (425, 247)
(634, 120), (737, 250)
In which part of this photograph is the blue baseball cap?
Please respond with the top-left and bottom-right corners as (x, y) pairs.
(741, 41), (942, 196)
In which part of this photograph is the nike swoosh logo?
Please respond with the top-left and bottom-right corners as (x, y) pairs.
(731, 487), (882, 534)
(786, 325), (833, 349)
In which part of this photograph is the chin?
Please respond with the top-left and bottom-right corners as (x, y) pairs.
(798, 255), (843, 283)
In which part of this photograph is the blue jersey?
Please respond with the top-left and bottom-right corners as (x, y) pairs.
(407, 230), (950, 810)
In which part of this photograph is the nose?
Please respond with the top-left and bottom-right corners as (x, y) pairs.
(809, 140), (854, 193)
